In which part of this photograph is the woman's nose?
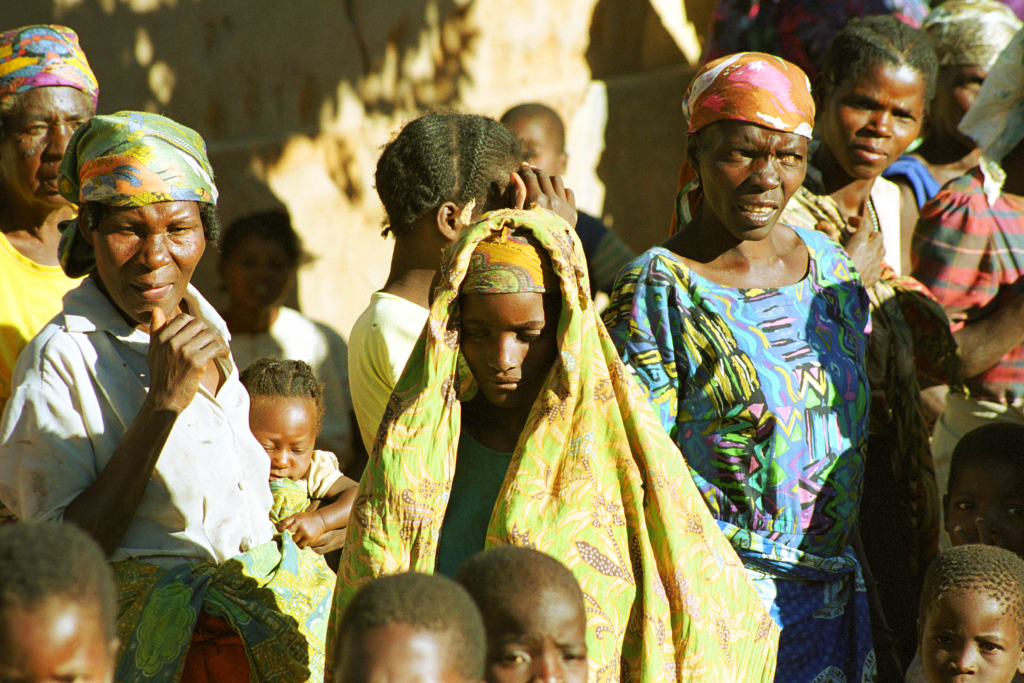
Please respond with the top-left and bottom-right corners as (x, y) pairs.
(491, 334), (522, 372)
(866, 110), (893, 136)
(531, 651), (565, 683)
(140, 234), (172, 269)
(41, 122), (77, 161)
(750, 157), (781, 189)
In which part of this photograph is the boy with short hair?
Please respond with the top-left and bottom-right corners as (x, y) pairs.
(917, 544), (1024, 683)
(943, 422), (1024, 556)
(0, 522), (119, 683)
(334, 572), (486, 683)
(455, 546), (588, 683)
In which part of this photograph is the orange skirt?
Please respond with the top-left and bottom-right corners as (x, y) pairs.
(180, 612), (250, 683)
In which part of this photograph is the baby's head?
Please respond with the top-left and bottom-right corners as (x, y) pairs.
(335, 572), (486, 683)
(240, 358), (324, 482)
(919, 545), (1024, 683)
(945, 422), (1024, 556)
(500, 103), (568, 177)
(0, 522), (119, 683)
(455, 547), (588, 683)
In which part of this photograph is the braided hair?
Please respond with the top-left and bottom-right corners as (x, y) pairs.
(822, 15), (939, 109)
(920, 545), (1024, 638)
(239, 358), (325, 431)
(374, 112), (527, 237)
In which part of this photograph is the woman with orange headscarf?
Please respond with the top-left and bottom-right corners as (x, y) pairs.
(604, 53), (879, 682)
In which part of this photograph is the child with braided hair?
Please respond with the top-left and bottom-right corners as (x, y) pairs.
(240, 358), (358, 549)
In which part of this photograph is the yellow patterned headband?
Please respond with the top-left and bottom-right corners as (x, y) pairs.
(462, 227), (557, 294)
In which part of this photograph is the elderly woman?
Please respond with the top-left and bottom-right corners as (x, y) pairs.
(913, 27), (1024, 507)
(604, 53), (880, 682)
(0, 112), (333, 683)
(334, 206), (779, 683)
(884, 0), (1021, 266)
(0, 25), (97, 418)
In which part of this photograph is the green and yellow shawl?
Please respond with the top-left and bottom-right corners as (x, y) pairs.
(331, 208), (779, 683)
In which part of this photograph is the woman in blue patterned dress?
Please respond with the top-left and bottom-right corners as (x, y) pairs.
(603, 53), (881, 682)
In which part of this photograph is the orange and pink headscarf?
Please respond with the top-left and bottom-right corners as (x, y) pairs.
(0, 25), (98, 106)
(674, 52), (815, 231)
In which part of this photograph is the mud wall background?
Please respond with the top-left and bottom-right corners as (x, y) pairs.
(6, 0), (710, 335)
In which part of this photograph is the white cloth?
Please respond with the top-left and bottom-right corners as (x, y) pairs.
(0, 278), (274, 568)
(304, 449), (343, 499)
(230, 306), (353, 464)
(348, 292), (429, 452)
(873, 175), (905, 276)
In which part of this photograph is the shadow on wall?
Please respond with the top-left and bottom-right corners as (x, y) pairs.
(6, 0), (476, 304)
(587, 0), (698, 253)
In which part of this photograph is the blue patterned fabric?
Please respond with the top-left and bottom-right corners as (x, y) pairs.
(603, 226), (875, 682)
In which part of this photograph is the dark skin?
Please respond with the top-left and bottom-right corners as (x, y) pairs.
(814, 63), (928, 283)
(382, 164), (577, 310)
(663, 121), (809, 288)
(63, 201), (229, 556)
(896, 64), (987, 267)
(0, 87), (94, 266)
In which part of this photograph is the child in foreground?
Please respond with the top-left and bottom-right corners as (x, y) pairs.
(241, 358), (358, 548)
(917, 545), (1024, 683)
(908, 422), (1024, 682)
(0, 522), (119, 683)
(334, 572), (486, 683)
(455, 546), (588, 683)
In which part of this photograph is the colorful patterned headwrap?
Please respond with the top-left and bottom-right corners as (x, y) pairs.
(0, 25), (98, 106)
(958, 27), (1024, 203)
(462, 228), (558, 294)
(56, 111), (218, 277)
(675, 52), (815, 232)
(923, 0), (1021, 67)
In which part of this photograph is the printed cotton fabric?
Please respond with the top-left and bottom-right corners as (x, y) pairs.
(602, 228), (874, 681)
(332, 208), (779, 683)
(56, 111), (218, 277)
(112, 534), (334, 683)
(0, 25), (98, 104)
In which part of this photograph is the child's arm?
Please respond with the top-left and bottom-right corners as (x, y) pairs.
(277, 477), (358, 549)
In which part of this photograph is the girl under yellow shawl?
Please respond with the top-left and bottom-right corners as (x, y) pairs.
(332, 207), (779, 683)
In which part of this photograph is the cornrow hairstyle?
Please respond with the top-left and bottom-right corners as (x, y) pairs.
(239, 358), (325, 430)
(374, 112), (527, 238)
(822, 15), (939, 111)
(0, 522), (117, 641)
(80, 201), (222, 242)
(455, 546), (585, 629)
(948, 422), (1024, 494)
(500, 102), (567, 155)
(336, 572), (486, 682)
(219, 209), (305, 269)
(920, 545), (1024, 639)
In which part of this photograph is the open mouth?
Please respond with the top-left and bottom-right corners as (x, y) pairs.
(737, 204), (778, 226)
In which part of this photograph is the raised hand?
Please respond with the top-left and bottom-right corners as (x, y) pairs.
(146, 307), (230, 414)
(842, 215), (885, 288)
(510, 163), (577, 228)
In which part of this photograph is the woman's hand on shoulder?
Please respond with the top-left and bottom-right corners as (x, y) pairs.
(511, 163), (578, 228)
(842, 216), (885, 288)
(145, 307), (230, 414)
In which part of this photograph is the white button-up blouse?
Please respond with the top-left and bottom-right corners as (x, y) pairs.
(0, 278), (274, 567)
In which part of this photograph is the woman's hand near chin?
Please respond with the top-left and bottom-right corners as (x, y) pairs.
(145, 306), (230, 414)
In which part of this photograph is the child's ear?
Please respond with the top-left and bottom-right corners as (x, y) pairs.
(1016, 642), (1024, 675)
(435, 202), (462, 242)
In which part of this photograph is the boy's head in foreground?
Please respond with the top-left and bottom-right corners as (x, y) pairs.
(945, 422), (1024, 556)
(919, 544), (1024, 683)
(335, 572), (486, 683)
(0, 522), (119, 683)
(455, 547), (588, 683)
